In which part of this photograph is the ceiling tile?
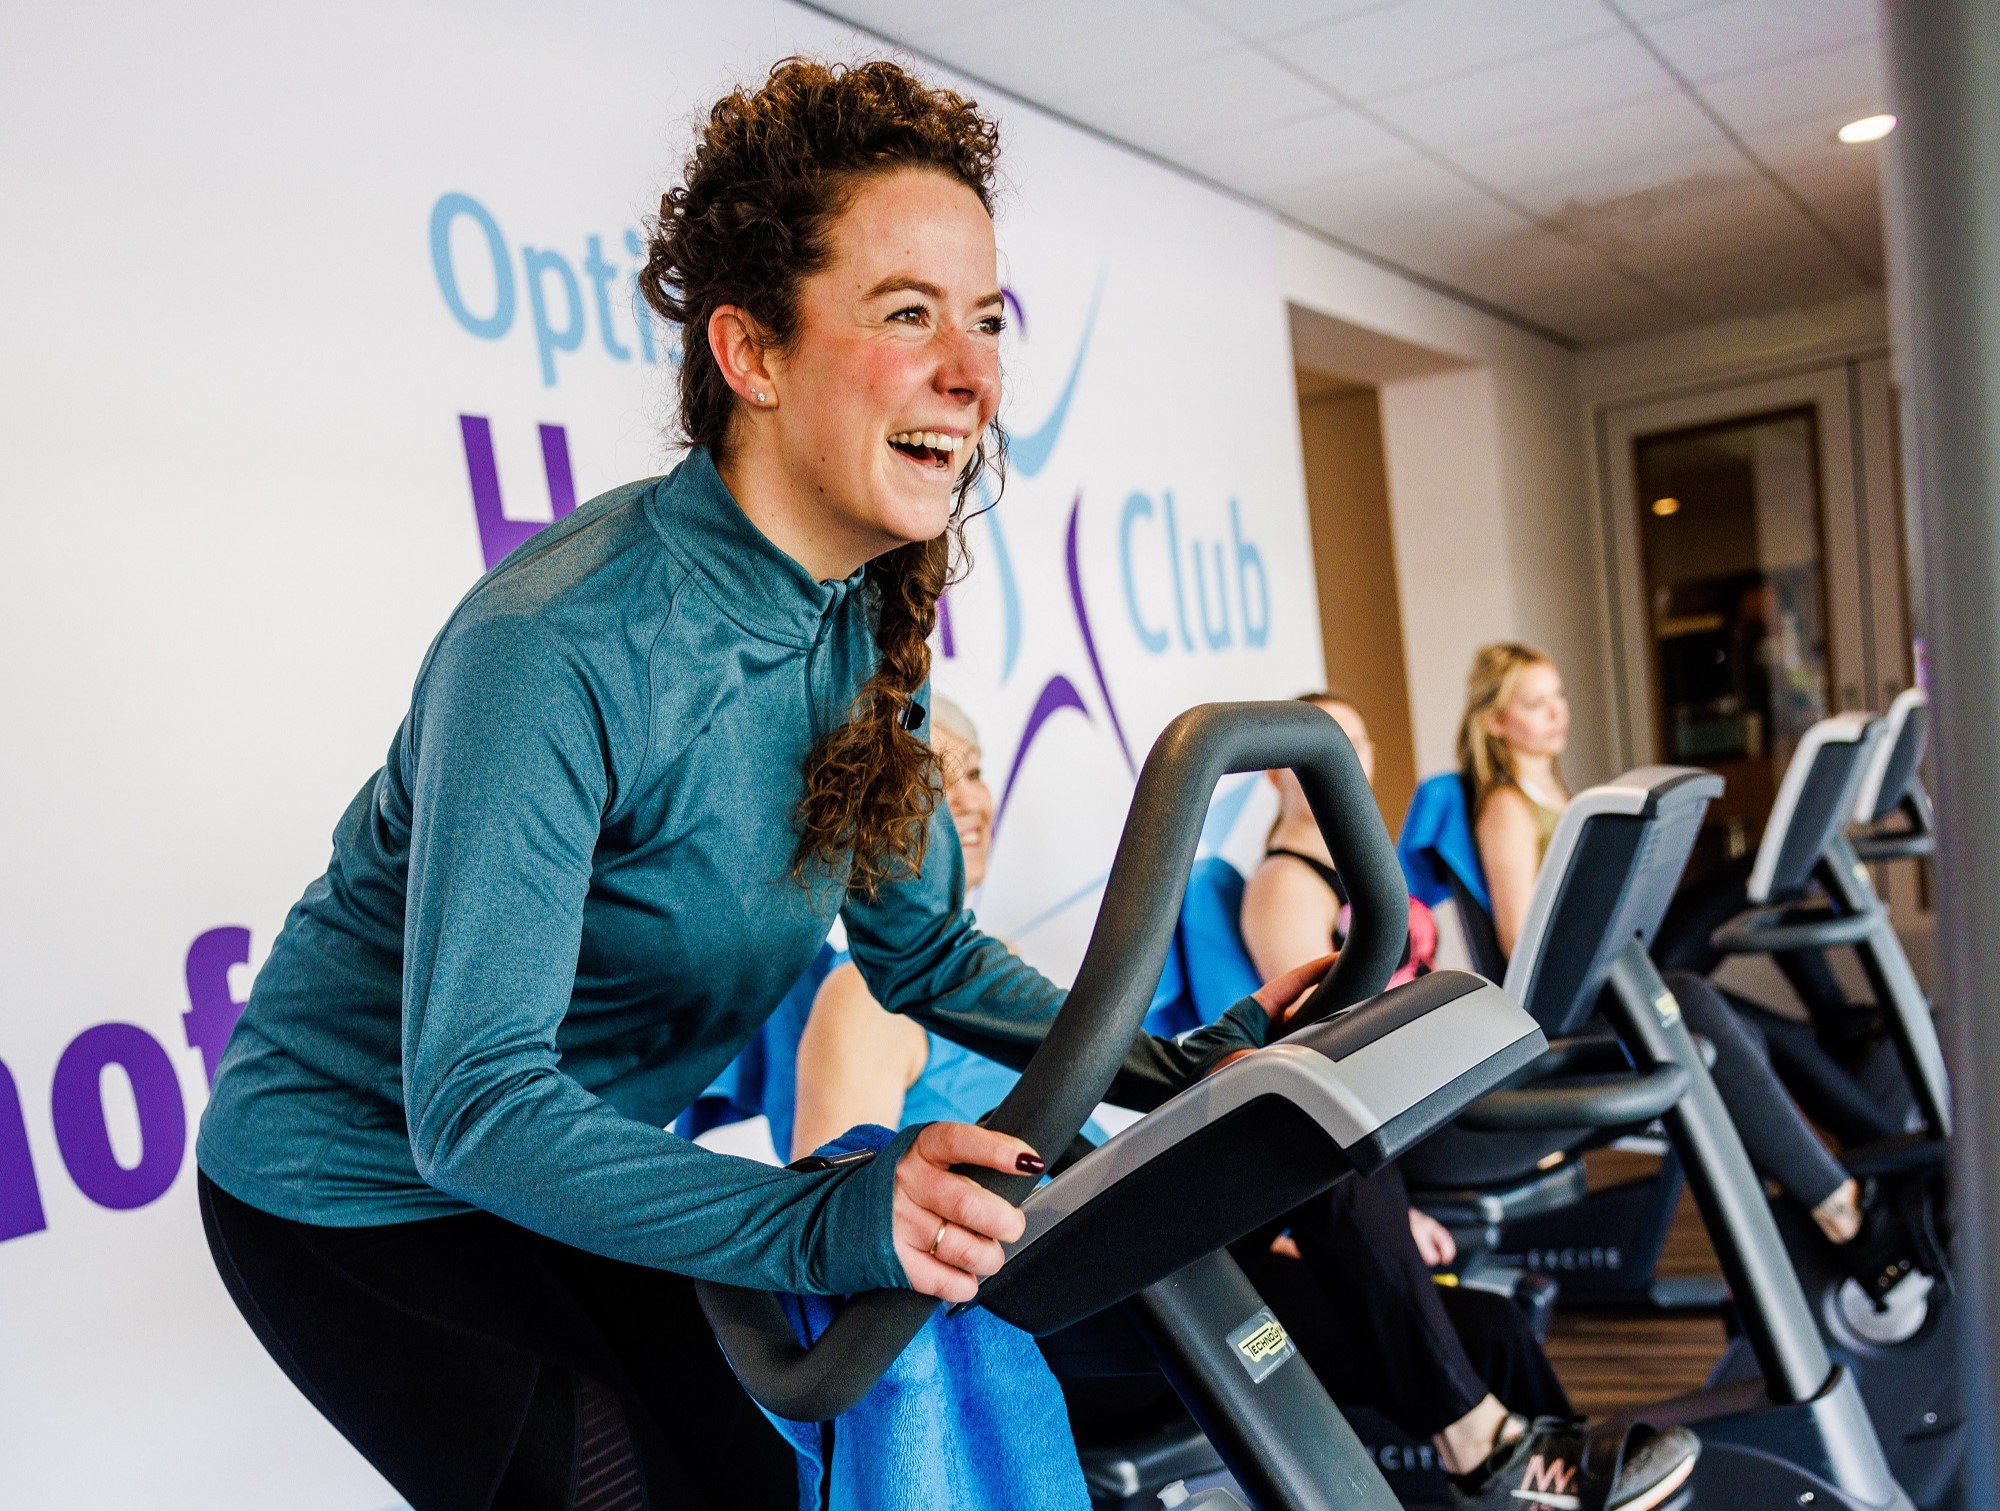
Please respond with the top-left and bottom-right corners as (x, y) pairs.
(1803, 191), (1885, 278)
(1741, 114), (1883, 193)
(1611, 0), (1734, 22)
(1174, 105), (1413, 199)
(1598, 173), (1857, 301)
(1652, 235), (1863, 322)
(1511, 273), (1694, 346)
(1637, 0), (1879, 86)
(1281, 0), (1617, 104)
(1270, 150), (1494, 233)
(1175, 0), (1408, 45)
(1056, 45), (1327, 153)
(1504, 136), (1751, 224)
(1367, 29), (1677, 151)
(812, 0), (1017, 48)
(1445, 91), (1726, 206)
(1696, 39), (1884, 138)
(915, 0), (1237, 108)
(1420, 222), (1634, 304)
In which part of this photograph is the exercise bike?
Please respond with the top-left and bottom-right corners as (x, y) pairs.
(696, 706), (1917, 1509)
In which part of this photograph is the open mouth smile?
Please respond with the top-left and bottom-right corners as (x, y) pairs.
(887, 430), (966, 470)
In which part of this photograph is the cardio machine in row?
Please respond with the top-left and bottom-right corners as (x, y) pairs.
(697, 705), (1917, 1510)
(1659, 691), (1948, 1148)
(1399, 763), (1918, 1510)
(1679, 699), (1959, 1509)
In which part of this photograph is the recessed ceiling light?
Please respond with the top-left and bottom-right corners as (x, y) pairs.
(1838, 114), (1897, 144)
(1652, 496), (1681, 517)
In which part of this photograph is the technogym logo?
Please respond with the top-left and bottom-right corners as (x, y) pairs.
(1227, 1307), (1295, 1383)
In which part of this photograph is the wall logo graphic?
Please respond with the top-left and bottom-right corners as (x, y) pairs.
(2, 928), (249, 1243)
(430, 192), (674, 386)
(461, 415), (579, 570)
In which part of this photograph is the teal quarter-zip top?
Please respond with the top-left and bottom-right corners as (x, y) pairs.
(197, 447), (1266, 1296)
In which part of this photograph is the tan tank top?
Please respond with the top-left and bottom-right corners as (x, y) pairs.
(1528, 793), (1561, 866)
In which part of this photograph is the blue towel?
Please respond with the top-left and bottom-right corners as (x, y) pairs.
(1143, 857), (1264, 1038)
(1397, 772), (1491, 913)
(763, 1124), (1092, 1511)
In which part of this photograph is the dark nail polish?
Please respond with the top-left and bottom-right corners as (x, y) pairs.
(1016, 1152), (1046, 1174)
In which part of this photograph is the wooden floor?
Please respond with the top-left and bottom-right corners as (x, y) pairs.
(1541, 1147), (1734, 1417)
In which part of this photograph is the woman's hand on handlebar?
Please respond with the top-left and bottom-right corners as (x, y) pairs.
(893, 1121), (1040, 1303)
(1255, 952), (1337, 1028)
(1208, 953), (1336, 1076)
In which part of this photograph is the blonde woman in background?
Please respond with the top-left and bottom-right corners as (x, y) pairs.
(1453, 642), (1925, 1301)
(1458, 643), (1571, 958)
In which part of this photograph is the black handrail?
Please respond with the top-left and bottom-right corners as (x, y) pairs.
(697, 700), (1407, 1421)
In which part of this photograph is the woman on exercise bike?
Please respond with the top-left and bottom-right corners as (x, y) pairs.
(192, 60), (1320, 1511)
(1461, 642), (1920, 1303)
(1242, 693), (1698, 1511)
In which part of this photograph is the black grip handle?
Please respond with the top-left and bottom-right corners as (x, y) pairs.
(1456, 1064), (1690, 1132)
(697, 700), (1405, 1420)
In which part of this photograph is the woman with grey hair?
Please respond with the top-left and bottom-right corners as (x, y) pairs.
(792, 696), (1035, 1155)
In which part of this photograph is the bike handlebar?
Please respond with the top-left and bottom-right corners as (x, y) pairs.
(696, 700), (1408, 1420)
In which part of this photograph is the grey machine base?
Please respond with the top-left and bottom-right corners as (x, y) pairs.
(1655, 1369), (1917, 1511)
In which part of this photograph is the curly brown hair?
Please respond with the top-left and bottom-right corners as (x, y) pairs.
(639, 58), (1006, 898)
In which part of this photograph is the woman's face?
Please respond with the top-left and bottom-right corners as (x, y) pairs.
(937, 728), (994, 889)
(763, 168), (1003, 571)
(1489, 661), (1569, 759)
(1323, 700), (1375, 787)
(1270, 700), (1374, 812)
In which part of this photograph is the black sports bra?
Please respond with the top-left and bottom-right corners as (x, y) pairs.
(1264, 846), (1428, 979)
(1264, 845), (1349, 905)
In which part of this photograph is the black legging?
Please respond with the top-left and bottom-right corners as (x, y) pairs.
(198, 1174), (797, 1511)
(1233, 1164), (1570, 1440)
(1665, 970), (1850, 1210)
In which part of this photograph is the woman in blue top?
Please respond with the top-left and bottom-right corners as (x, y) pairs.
(790, 698), (1109, 1157)
(194, 60), (1308, 1511)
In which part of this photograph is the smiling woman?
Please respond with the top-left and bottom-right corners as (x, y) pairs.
(192, 56), (1304, 1511)
(641, 65), (1009, 897)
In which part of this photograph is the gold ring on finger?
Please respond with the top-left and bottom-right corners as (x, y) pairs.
(929, 1219), (950, 1258)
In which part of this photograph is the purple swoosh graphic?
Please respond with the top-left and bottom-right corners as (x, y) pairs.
(1066, 497), (1135, 774)
(994, 674), (1091, 838)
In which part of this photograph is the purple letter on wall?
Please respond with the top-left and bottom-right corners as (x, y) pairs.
(51, 1025), (187, 1211)
(461, 415), (579, 570)
(0, 1058), (48, 1243)
(184, 926), (252, 1088)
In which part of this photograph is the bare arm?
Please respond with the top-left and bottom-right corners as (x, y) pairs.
(1240, 858), (1341, 983)
(791, 962), (931, 1161)
(1476, 786), (1543, 958)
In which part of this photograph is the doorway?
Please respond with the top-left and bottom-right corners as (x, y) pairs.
(1598, 359), (1912, 882)
(1294, 368), (1417, 829)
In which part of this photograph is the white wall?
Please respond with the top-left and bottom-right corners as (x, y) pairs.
(1277, 227), (1609, 787)
(1576, 288), (1889, 405)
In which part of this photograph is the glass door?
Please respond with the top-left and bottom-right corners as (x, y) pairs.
(1597, 361), (1909, 888)
(1633, 407), (1829, 874)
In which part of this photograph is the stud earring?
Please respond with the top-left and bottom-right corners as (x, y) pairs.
(752, 389), (768, 405)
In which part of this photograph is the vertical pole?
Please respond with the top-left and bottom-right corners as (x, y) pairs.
(1123, 1251), (1399, 1511)
(1882, 4), (2000, 1504)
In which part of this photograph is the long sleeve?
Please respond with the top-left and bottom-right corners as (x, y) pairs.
(398, 610), (912, 1296)
(841, 784), (1270, 1118)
